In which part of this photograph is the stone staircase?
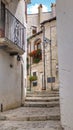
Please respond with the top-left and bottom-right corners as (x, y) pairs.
(25, 90), (59, 107)
(24, 90), (60, 121)
(26, 90), (59, 97)
(0, 90), (62, 130)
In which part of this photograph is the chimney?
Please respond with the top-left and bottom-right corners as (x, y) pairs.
(38, 4), (43, 26)
(51, 3), (56, 17)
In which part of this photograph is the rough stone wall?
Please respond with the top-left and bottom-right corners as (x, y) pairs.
(27, 20), (59, 91)
(45, 20), (59, 90)
(27, 3), (56, 38)
(27, 12), (51, 38)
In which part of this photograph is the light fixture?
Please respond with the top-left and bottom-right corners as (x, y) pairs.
(17, 55), (21, 61)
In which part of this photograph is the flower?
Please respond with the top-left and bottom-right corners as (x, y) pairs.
(29, 49), (42, 63)
(29, 50), (36, 56)
(29, 49), (41, 57)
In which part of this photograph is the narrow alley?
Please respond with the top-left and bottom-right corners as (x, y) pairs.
(0, 90), (62, 130)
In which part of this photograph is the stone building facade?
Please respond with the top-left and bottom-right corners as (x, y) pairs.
(27, 3), (56, 37)
(27, 3), (59, 91)
(0, 0), (29, 110)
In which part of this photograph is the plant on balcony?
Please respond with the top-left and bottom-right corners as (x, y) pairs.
(29, 49), (42, 63)
(33, 58), (41, 63)
(29, 50), (37, 57)
(29, 75), (37, 81)
(29, 49), (41, 56)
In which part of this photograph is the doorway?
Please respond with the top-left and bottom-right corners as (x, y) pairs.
(40, 73), (44, 90)
(21, 64), (24, 105)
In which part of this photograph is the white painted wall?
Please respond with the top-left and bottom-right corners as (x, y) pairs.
(0, 0), (27, 110)
(0, 50), (21, 110)
(56, 0), (73, 129)
(8, 0), (26, 25)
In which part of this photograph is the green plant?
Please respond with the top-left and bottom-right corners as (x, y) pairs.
(29, 75), (37, 81)
(27, 64), (29, 70)
(27, 57), (29, 70)
(33, 58), (40, 63)
(29, 49), (41, 57)
(29, 49), (42, 64)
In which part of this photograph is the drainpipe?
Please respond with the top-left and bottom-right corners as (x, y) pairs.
(41, 24), (46, 90)
(50, 25), (56, 91)
(29, 40), (31, 91)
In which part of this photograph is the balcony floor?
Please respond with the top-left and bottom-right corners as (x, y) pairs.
(0, 38), (24, 55)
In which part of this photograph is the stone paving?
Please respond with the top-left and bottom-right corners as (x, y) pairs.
(0, 120), (61, 130)
(0, 90), (62, 130)
(1, 107), (60, 121)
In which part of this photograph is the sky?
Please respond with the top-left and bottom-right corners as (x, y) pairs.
(27, 0), (56, 14)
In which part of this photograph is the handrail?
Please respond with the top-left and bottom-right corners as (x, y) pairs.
(0, 8), (25, 51)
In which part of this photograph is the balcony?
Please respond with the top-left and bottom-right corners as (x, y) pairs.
(29, 49), (42, 63)
(0, 8), (25, 55)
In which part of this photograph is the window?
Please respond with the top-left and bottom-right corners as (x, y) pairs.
(32, 29), (37, 34)
(31, 26), (37, 35)
(33, 72), (36, 76)
(33, 81), (37, 86)
(34, 38), (41, 50)
(37, 43), (41, 49)
(32, 72), (37, 86)
(47, 77), (55, 83)
(34, 43), (41, 50)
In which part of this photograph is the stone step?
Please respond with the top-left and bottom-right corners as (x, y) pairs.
(26, 93), (59, 96)
(0, 120), (62, 130)
(26, 94), (59, 97)
(27, 90), (59, 94)
(1, 107), (60, 121)
(27, 91), (59, 94)
(27, 91), (59, 96)
(24, 101), (59, 107)
(25, 97), (59, 102)
(1, 107), (60, 120)
(29, 128), (62, 130)
(6, 114), (60, 121)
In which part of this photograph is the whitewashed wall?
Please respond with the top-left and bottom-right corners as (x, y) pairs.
(8, 0), (26, 25)
(0, 50), (21, 110)
(56, 0), (73, 130)
(0, 0), (27, 110)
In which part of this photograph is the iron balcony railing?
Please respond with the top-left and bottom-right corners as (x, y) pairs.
(0, 8), (25, 51)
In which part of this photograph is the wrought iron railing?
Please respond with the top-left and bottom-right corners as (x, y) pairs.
(0, 8), (25, 51)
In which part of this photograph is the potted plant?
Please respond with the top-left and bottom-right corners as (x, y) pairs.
(29, 75), (37, 81)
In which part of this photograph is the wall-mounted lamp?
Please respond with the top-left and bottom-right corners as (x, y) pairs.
(17, 55), (21, 61)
